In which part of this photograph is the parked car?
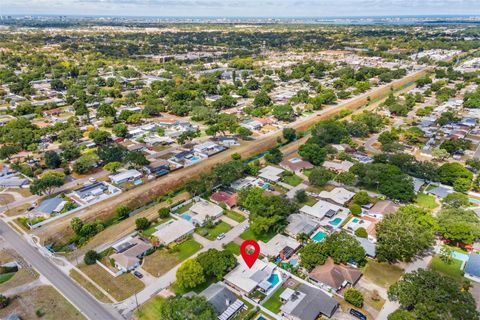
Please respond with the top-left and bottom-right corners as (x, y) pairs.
(133, 271), (143, 279)
(349, 309), (367, 320)
(88, 177), (97, 183)
(216, 233), (225, 240)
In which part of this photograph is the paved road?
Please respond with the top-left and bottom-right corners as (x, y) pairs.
(0, 220), (122, 320)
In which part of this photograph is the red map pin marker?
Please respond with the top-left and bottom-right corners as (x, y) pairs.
(240, 240), (260, 268)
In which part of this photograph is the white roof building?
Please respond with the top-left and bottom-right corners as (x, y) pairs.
(258, 166), (284, 182)
(109, 169), (142, 185)
(152, 219), (195, 245)
(224, 260), (276, 294)
(189, 200), (224, 226)
(260, 234), (301, 258)
(300, 199), (349, 220)
(318, 187), (355, 205)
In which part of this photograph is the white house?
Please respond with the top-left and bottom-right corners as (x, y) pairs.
(109, 169), (142, 185)
(152, 219), (195, 246)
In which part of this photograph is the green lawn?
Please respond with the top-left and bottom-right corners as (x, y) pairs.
(0, 272), (16, 284)
(135, 296), (165, 320)
(197, 221), (232, 241)
(174, 202), (193, 214)
(142, 218), (172, 237)
(414, 193), (438, 210)
(430, 255), (464, 281)
(223, 242), (241, 256)
(282, 174), (303, 187)
(263, 287), (286, 313)
(305, 196), (318, 206)
(225, 210), (246, 222)
(240, 228), (276, 243)
(175, 238), (203, 260)
(362, 259), (404, 288)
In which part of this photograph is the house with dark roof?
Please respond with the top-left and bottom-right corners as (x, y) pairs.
(464, 252), (480, 282)
(200, 282), (245, 320)
(280, 157), (314, 174)
(280, 283), (339, 319)
(144, 159), (170, 176)
(34, 196), (67, 217)
(308, 258), (362, 293)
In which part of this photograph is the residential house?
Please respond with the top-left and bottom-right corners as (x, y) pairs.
(318, 187), (355, 206)
(72, 182), (108, 201)
(144, 160), (170, 177)
(200, 282), (245, 320)
(34, 196), (67, 217)
(110, 236), (153, 272)
(188, 200), (224, 226)
(300, 199), (349, 221)
(367, 200), (399, 218)
(240, 120), (262, 131)
(193, 141), (226, 157)
(258, 166), (284, 182)
(280, 283), (339, 319)
(260, 234), (301, 260)
(285, 214), (319, 238)
(464, 252), (480, 282)
(280, 157), (314, 174)
(215, 136), (240, 148)
(308, 258), (362, 292)
(322, 160), (354, 173)
(0, 176), (29, 188)
(427, 184), (454, 199)
(224, 260), (279, 294)
(210, 191), (238, 209)
(109, 169), (142, 185)
(152, 219), (195, 246)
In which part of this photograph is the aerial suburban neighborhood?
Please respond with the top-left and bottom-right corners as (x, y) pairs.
(0, 4), (479, 320)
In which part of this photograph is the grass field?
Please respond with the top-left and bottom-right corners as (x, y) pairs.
(430, 255), (464, 281)
(240, 228), (276, 243)
(197, 221), (232, 240)
(414, 193), (438, 210)
(0, 272), (15, 284)
(142, 239), (202, 277)
(78, 263), (145, 301)
(223, 241), (241, 256)
(0, 194), (15, 205)
(225, 210), (246, 222)
(69, 269), (113, 303)
(0, 285), (85, 320)
(4, 203), (32, 217)
(362, 259), (404, 288)
(263, 287), (286, 313)
(281, 174), (303, 187)
(135, 296), (165, 320)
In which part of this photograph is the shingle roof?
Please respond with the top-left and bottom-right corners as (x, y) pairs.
(281, 283), (339, 319)
(309, 258), (362, 289)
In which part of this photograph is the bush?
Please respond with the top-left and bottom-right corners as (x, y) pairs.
(355, 227), (368, 238)
(84, 250), (101, 265)
(116, 205), (131, 220)
(0, 294), (8, 309)
(344, 288), (364, 307)
(349, 203), (362, 216)
(136, 217), (151, 230)
(158, 207), (170, 219)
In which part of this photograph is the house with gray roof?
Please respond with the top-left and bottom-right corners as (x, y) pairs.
(427, 184), (453, 199)
(200, 282), (244, 320)
(35, 196), (66, 216)
(464, 252), (480, 282)
(285, 214), (319, 237)
(280, 283), (339, 319)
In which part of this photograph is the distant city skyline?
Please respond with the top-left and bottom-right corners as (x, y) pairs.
(2, 0), (480, 18)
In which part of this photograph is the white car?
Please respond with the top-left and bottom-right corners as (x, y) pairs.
(216, 233), (226, 240)
(88, 177), (97, 183)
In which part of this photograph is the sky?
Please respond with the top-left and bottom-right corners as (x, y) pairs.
(1, 0), (480, 18)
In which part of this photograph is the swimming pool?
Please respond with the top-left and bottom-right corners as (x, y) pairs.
(450, 250), (469, 263)
(289, 259), (298, 266)
(181, 213), (192, 221)
(352, 218), (360, 223)
(329, 217), (342, 226)
(267, 274), (280, 287)
(256, 316), (267, 320)
(262, 183), (270, 190)
(311, 230), (327, 242)
(190, 156), (201, 161)
(469, 198), (480, 204)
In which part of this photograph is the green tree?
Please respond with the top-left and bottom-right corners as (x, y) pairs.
(116, 204), (131, 220)
(438, 162), (473, 186)
(125, 151), (150, 167)
(84, 250), (101, 265)
(176, 259), (205, 290)
(89, 129), (111, 145)
(355, 227), (368, 238)
(309, 167), (333, 186)
(388, 269), (478, 320)
(298, 143), (327, 165)
(437, 208), (480, 244)
(73, 153), (99, 174)
(324, 231), (366, 265)
(136, 217), (150, 230)
(196, 249), (236, 280)
(353, 191), (371, 205)
(30, 172), (65, 195)
(282, 128), (297, 142)
(112, 123), (128, 138)
(265, 147), (283, 164)
(344, 288), (364, 308)
(299, 242), (328, 270)
(441, 192), (470, 209)
(158, 207), (170, 219)
(103, 161), (122, 173)
(156, 296), (216, 320)
(44, 150), (62, 169)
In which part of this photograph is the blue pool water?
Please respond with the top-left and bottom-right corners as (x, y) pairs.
(352, 218), (360, 223)
(256, 317), (267, 320)
(267, 274), (280, 287)
(262, 183), (270, 190)
(329, 217), (342, 226)
(469, 198), (480, 204)
(289, 259), (298, 266)
(451, 251), (469, 263)
(312, 230), (327, 242)
(190, 156), (201, 161)
(181, 213), (192, 221)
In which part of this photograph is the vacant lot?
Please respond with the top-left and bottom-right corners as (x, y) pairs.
(69, 269), (113, 303)
(0, 285), (85, 320)
(414, 193), (439, 210)
(142, 239), (202, 277)
(429, 255), (464, 281)
(135, 296), (165, 320)
(225, 210), (246, 222)
(223, 241), (241, 256)
(78, 263), (145, 301)
(240, 228), (276, 243)
(197, 221), (232, 240)
(4, 203), (32, 217)
(362, 259), (404, 288)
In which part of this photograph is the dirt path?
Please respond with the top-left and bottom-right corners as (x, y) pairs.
(31, 68), (429, 245)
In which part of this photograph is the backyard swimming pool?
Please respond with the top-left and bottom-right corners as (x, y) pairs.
(289, 259), (298, 266)
(352, 218), (360, 223)
(329, 217), (342, 226)
(311, 230), (327, 242)
(181, 213), (192, 221)
(190, 156), (201, 162)
(267, 274), (280, 287)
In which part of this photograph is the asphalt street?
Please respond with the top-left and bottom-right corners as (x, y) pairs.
(0, 220), (122, 320)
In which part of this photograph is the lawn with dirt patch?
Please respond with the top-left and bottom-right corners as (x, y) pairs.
(135, 296), (165, 320)
(142, 239), (202, 277)
(362, 259), (404, 288)
(0, 285), (85, 320)
(223, 241), (241, 256)
(78, 263), (144, 301)
(4, 203), (32, 217)
(0, 194), (15, 205)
